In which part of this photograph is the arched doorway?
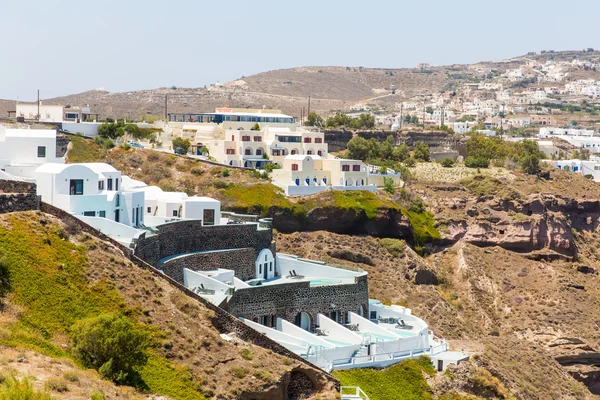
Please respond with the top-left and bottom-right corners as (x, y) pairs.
(255, 249), (275, 280)
(294, 312), (311, 331)
(359, 304), (365, 317)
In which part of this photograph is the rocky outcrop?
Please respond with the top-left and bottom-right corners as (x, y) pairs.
(435, 193), (600, 259)
(259, 206), (412, 238)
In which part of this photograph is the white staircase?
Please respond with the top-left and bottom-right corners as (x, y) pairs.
(340, 386), (369, 400)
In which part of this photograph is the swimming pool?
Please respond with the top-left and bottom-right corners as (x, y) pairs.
(310, 278), (342, 286)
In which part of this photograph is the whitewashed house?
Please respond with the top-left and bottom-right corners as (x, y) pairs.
(0, 124), (64, 178)
(120, 177), (221, 226)
(34, 163), (145, 227)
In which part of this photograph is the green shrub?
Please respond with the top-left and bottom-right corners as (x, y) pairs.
(213, 180), (229, 189)
(90, 389), (106, 400)
(172, 137), (191, 153)
(404, 157), (416, 167)
(383, 177), (395, 194)
(71, 313), (150, 384)
(380, 238), (406, 256)
(464, 156), (489, 168)
(0, 375), (52, 399)
(190, 166), (204, 176)
(440, 157), (454, 168)
(45, 378), (69, 392)
(413, 141), (430, 161)
(239, 348), (253, 360)
(62, 371), (79, 382)
(231, 367), (247, 379)
(222, 168), (230, 177)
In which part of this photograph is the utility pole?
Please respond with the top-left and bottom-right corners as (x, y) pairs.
(400, 103), (403, 129)
(307, 96), (311, 116)
(37, 90), (40, 121)
(164, 94), (168, 121)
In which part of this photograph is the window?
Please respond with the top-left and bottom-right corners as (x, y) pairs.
(245, 148), (252, 155)
(291, 164), (299, 171)
(69, 179), (84, 195)
(315, 138), (323, 143)
(99, 211), (106, 218)
(98, 180), (104, 190)
(107, 179), (113, 191)
(307, 150), (313, 155)
(342, 165), (350, 171)
(226, 149), (235, 155)
(317, 150), (322, 156)
(115, 178), (119, 191)
(254, 136), (262, 142)
(291, 149), (297, 155)
(203, 209), (215, 226)
(353, 165), (360, 171)
(303, 137), (312, 143)
(83, 211), (95, 217)
(242, 136), (250, 142)
(37, 146), (46, 158)
(370, 311), (377, 320)
(172, 210), (178, 217)
(115, 194), (120, 207)
(147, 207), (151, 213)
(256, 148), (263, 155)
(231, 135), (234, 141)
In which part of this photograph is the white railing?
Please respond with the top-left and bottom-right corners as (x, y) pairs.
(326, 345), (445, 370)
(340, 386), (370, 400)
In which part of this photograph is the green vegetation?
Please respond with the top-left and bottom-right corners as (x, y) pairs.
(465, 134), (543, 174)
(379, 238), (406, 257)
(464, 156), (489, 168)
(72, 313), (150, 383)
(68, 136), (107, 163)
(304, 112), (324, 127)
(459, 175), (520, 200)
(347, 135), (410, 163)
(97, 120), (153, 140)
(413, 141), (430, 161)
(326, 113), (375, 129)
(383, 177), (395, 194)
(239, 348), (253, 360)
(0, 375), (52, 400)
(334, 357), (436, 400)
(172, 137), (191, 153)
(440, 157), (454, 168)
(0, 214), (206, 400)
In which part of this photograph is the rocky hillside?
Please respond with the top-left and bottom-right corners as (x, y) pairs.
(0, 211), (337, 399)
(275, 230), (595, 399)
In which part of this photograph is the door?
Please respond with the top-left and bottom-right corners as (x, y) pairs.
(114, 209), (120, 223)
(438, 360), (444, 372)
(263, 263), (268, 279)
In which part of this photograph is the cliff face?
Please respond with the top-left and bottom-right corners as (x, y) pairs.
(432, 192), (600, 260)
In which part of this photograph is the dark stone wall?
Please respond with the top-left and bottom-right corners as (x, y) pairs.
(162, 248), (258, 282)
(323, 130), (353, 152)
(0, 180), (39, 214)
(228, 275), (369, 332)
(134, 220), (274, 266)
(0, 180), (36, 194)
(323, 129), (468, 152)
(56, 135), (70, 157)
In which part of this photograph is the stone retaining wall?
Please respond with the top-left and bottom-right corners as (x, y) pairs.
(228, 275), (369, 332)
(162, 248), (257, 282)
(135, 220), (274, 266)
(0, 180), (39, 214)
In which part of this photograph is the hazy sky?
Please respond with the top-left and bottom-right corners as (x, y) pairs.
(1, 0), (598, 100)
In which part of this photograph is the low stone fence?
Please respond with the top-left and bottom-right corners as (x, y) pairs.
(0, 180), (40, 214)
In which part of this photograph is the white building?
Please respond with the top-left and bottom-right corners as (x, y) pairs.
(34, 163), (145, 228)
(0, 125), (64, 178)
(13, 103), (64, 122)
(552, 159), (600, 182)
(121, 177), (221, 226)
(271, 155), (376, 196)
(169, 108), (376, 196)
(538, 127), (595, 138)
(452, 121), (478, 134)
